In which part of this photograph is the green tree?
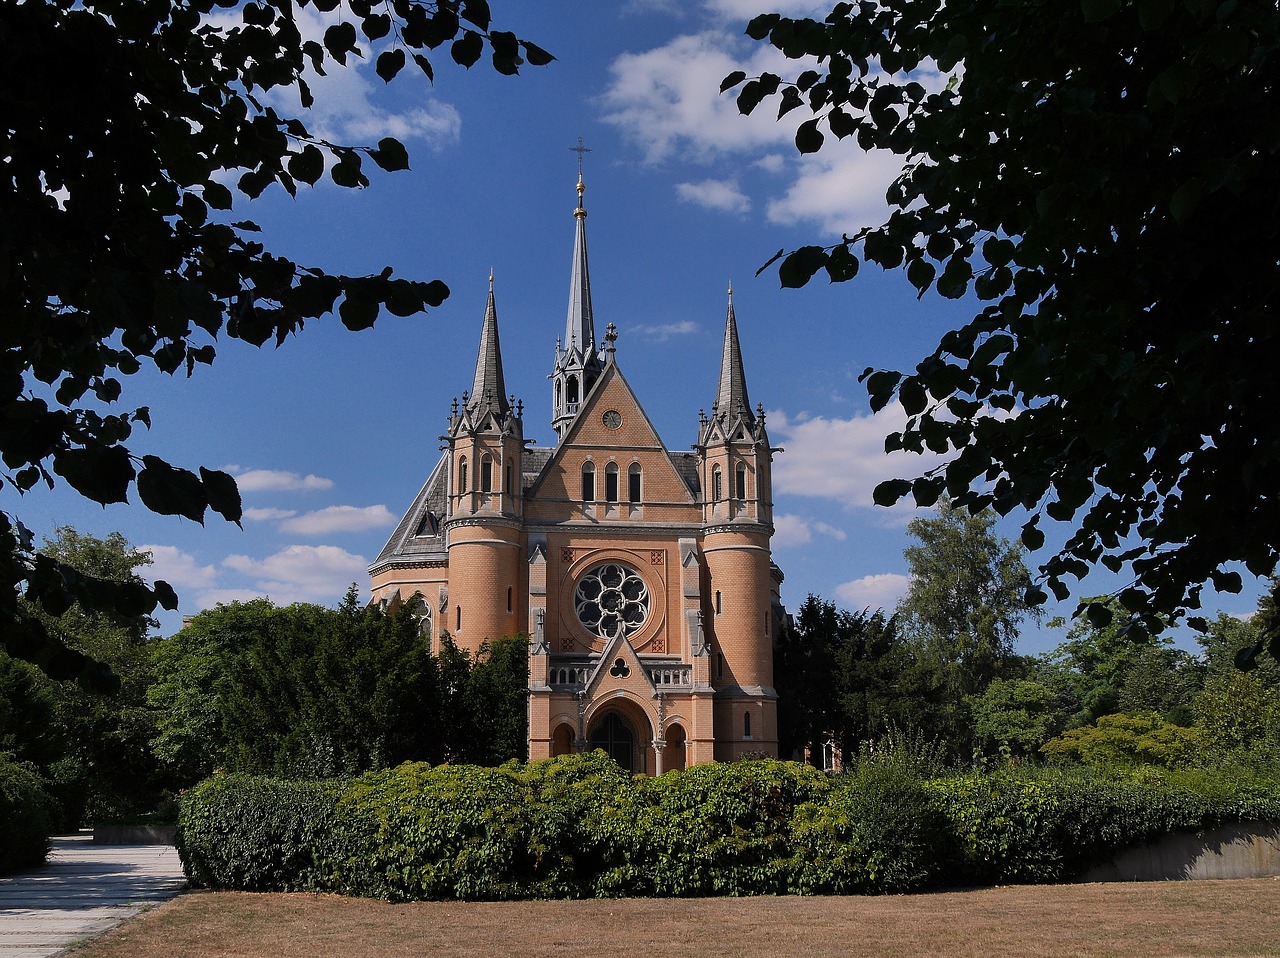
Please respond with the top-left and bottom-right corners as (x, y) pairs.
(968, 677), (1069, 760)
(724, 1), (1279, 641)
(897, 499), (1036, 701)
(462, 635), (529, 766)
(1042, 712), (1203, 771)
(2, 0), (550, 685)
(22, 529), (165, 825)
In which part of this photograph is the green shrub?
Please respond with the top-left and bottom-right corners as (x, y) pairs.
(177, 773), (347, 890)
(594, 759), (829, 897)
(0, 752), (54, 874)
(329, 755), (630, 901)
(790, 760), (952, 894)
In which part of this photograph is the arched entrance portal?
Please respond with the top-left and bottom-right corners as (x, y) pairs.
(664, 723), (687, 772)
(589, 711), (635, 771)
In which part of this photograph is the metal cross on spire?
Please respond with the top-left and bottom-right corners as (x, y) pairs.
(569, 136), (592, 178)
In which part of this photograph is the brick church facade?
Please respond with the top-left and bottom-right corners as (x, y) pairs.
(369, 171), (785, 773)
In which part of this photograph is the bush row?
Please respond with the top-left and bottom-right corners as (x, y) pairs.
(0, 752), (54, 874)
(177, 754), (1280, 900)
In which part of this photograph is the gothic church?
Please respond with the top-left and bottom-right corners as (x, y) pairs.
(369, 170), (784, 772)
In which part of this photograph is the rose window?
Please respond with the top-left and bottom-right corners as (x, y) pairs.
(574, 563), (650, 640)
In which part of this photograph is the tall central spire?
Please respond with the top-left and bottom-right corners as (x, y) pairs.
(551, 141), (606, 441)
(564, 164), (596, 359)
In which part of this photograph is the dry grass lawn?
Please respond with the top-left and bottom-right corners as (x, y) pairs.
(72, 879), (1280, 958)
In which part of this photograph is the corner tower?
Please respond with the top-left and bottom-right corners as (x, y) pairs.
(550, 168), (605, 440)
(697, 286), (779, 759)
(444, 275), (526, 655)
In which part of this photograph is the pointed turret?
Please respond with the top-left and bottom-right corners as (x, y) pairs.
(467, 273), (510, 419)
(714, 284), (753, 425)
(551, 155), (606, 440)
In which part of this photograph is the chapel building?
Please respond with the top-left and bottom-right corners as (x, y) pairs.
(369, 171), (784, 773)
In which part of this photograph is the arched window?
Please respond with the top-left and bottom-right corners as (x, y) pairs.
(744, 711), (752, 740)
(456, 606), (462, 631)
(555, 380), (562, 409)
(458, 456), (468, 493)
(605, 462), (619, 502)
(716, 590), (723, 615)
(582, 462), (595, 501)
(712, 465), (722, 502)
(567, 375), (579, 405)
(735, 463), (747, 500)
(506, 458), (513, 494)
(481, 454), (493, 492)
(628, 463), (642, 503)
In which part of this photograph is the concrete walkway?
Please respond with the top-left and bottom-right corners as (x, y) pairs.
(0, 833), (187, 958)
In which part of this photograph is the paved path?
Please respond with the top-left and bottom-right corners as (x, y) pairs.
(0, 833), (187, 958)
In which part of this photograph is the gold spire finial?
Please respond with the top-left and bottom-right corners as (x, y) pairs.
(489, 267), (494, 291)
(728, 280), (733, 303)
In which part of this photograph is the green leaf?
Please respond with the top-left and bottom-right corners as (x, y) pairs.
(824, 245), (859, 283)
(137, 456), (207, 523)
(1084, 601), (1113, 628)
(460, 0), (492, 31)
(1021, 523), (1045, 551)
(376, 48), (406, 83)
(200, 467), (243, 524)
(204, 181), (233, 210)
(1080, 0), (1121, 21)
(289, 145), (325, 185)
(795, 118), (825, 154)
(339, 296), (380, 331)
(52, 446), (135, 506)
(873, 479), (912, 507)
(907, 258), (936, 294)
(323, 21), (358, 64)
(451, 31), (483, 67)
(369, 137), (410, 172)
(778, 246), (828, 288)
(720, 70), (747, 93)
(521, 41), (555, 66)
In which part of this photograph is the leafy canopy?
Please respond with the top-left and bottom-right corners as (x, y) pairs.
(1, 0), (550, 686)
(724, 0), (1280, 640)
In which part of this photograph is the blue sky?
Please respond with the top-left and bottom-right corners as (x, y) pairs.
(9, 0), (1263, 653)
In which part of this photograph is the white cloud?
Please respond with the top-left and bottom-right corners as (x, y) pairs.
(766, 146), (905, 237)
(601, 31), (802, 164)
(835, 573), (911, 611)
(675, 178), (751, 214)
(772, 513), (848, 547)
(770, 402), (950, 515)
(754, 153), (786, 174)
(704, 0), (833, 19)
(140, 545), (219, 590)
(243, 507), (298, 522)
(223, 545), (369, 604)
(232, 469), (334, 493)
(279, 505), (397, 535)
(194, 588), (275, 610)
(269, 6), (462, 151)
(631, 320), (698, 340)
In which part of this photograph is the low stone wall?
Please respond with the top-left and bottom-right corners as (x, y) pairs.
(93, 825), (177, 846)
(1080, 823), (1280, 882)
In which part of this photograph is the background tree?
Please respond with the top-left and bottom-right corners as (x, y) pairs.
(967, 677), (1070, 761)
(897, 500), (1036, 701)
(2, 0), (550, 685)
(724, 1), (1279, 641)
(13, 529), (165, 826)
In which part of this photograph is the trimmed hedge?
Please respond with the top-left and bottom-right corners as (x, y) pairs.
(177, 754), (1280, 900)
(0, 753), (54, 874)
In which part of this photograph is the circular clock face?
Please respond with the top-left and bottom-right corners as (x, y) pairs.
(602, 409), (622, 429)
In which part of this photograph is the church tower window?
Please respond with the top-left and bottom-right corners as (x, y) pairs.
(582, 462), (595, 501)
(506, 458), (513, 493)
(481, 455), (493, 492)
(605, 463), (619, 502)
(458, 457), (468, 493)
(735, 464), (747, 500)
(744, 712), (752, 740)
(712, 465), (722, 502)
(567, 375), (579, 406)
(507, 587), (513, 613)
(628, 463), (642, 503)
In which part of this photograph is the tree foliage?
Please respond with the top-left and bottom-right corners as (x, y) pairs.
(725, 0), (1280, 638)
(1, 0), (550, 685)
(898, 499), (1036, 699)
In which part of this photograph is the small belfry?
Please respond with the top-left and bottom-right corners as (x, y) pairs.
(369, 155), (785, 772)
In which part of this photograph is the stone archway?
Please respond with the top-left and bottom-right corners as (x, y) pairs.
(587, 702), (653, 773)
